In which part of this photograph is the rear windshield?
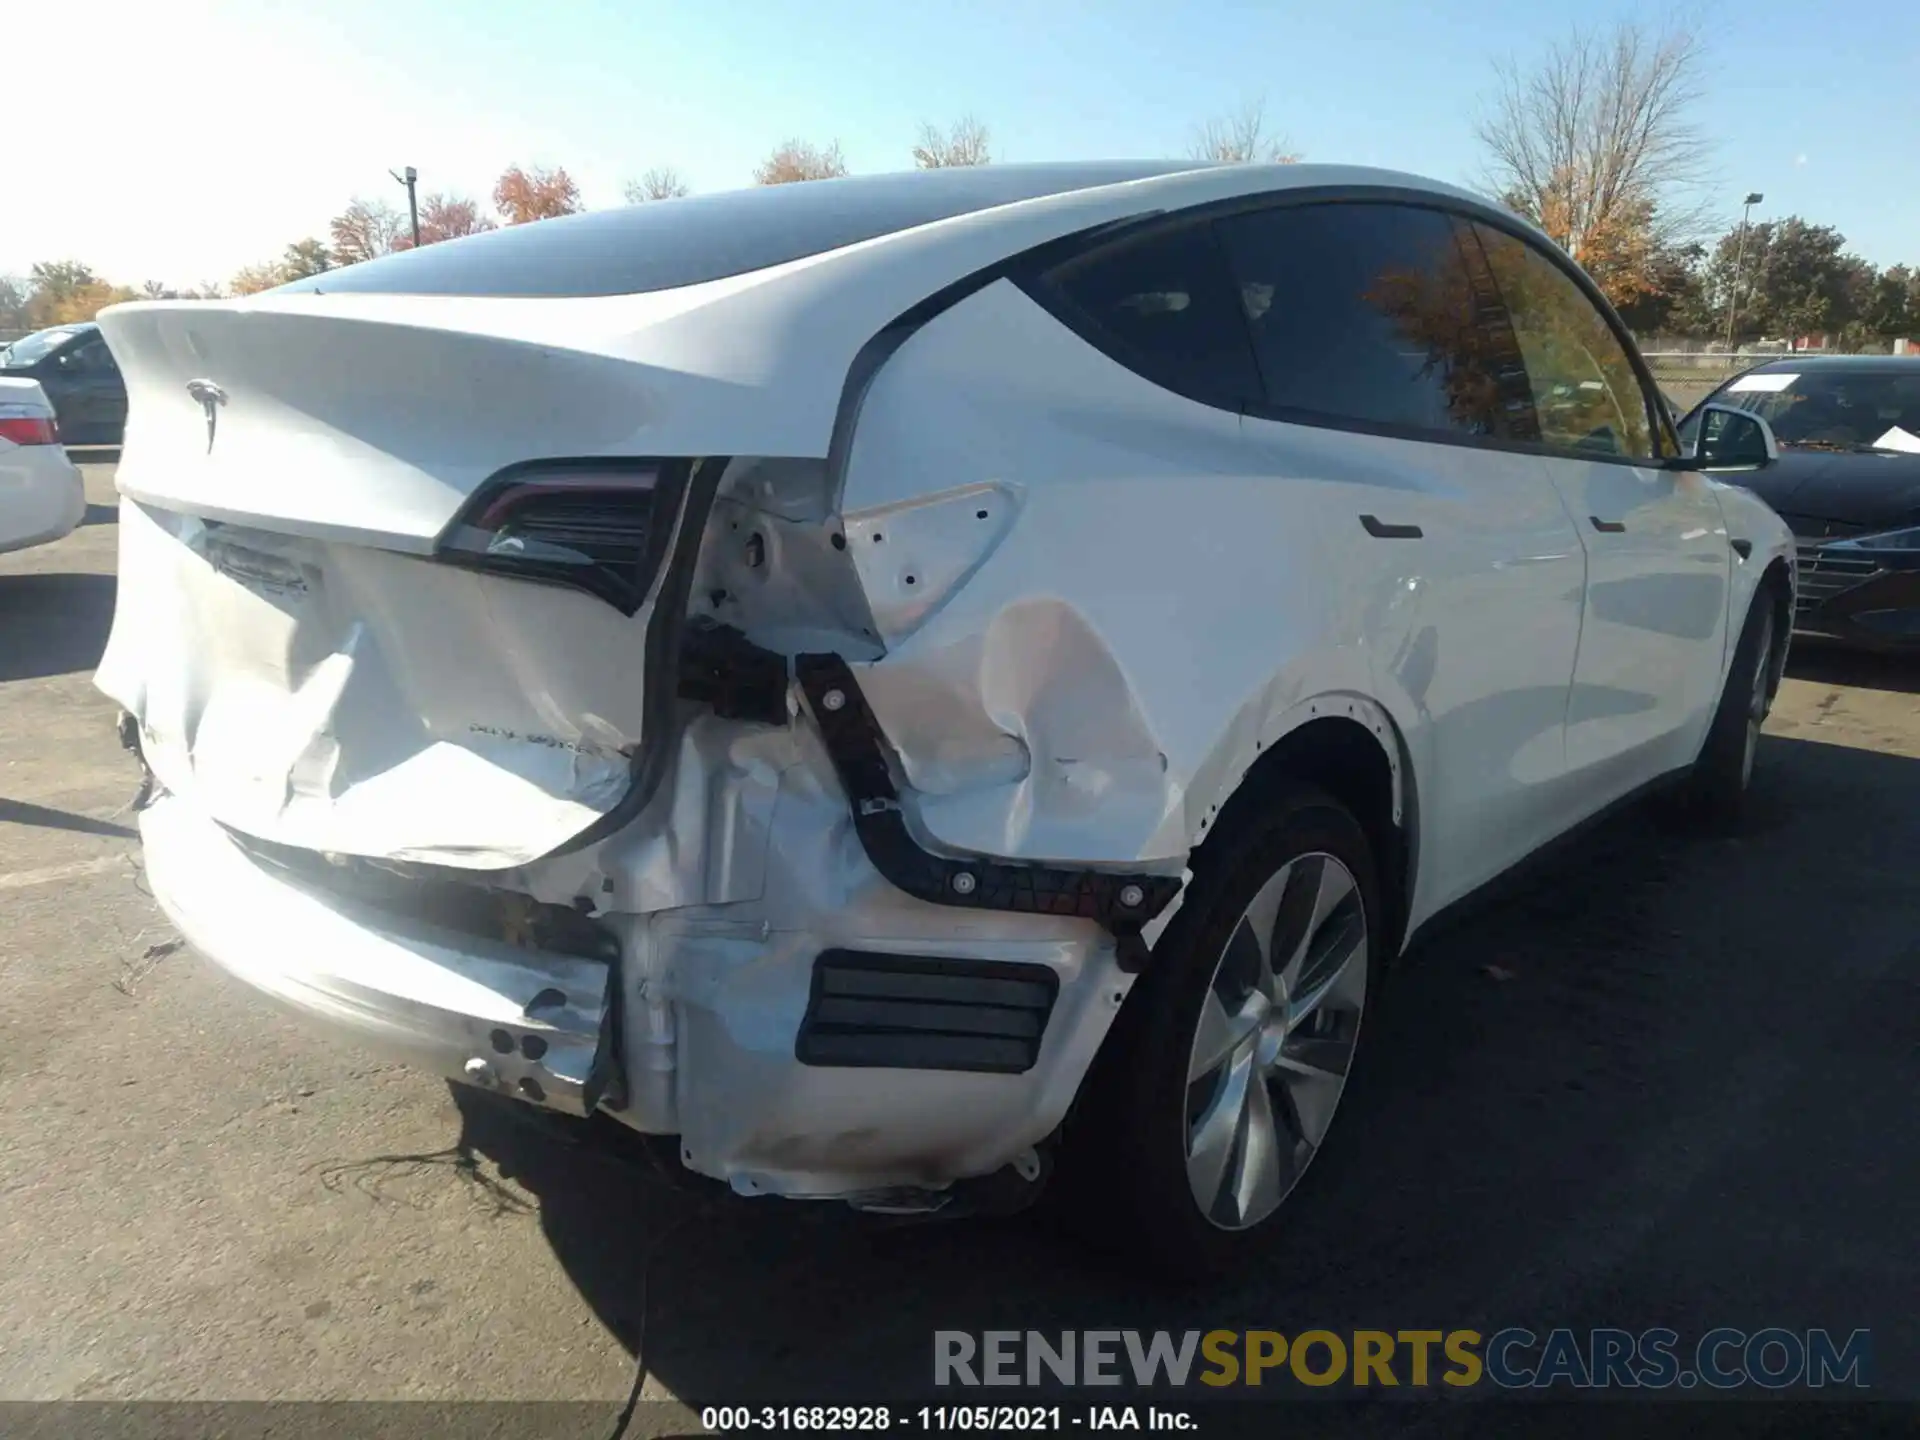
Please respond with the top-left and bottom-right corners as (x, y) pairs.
(1, 327), (84, 366)
(277, 163), (1191, 299)
(1714, 366), (1920, 451)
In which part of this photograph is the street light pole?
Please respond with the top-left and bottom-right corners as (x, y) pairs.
(1723, 191), (1764, 353)
(390, 166), (421, 248)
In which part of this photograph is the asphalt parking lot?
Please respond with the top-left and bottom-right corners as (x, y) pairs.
(3, 460), (1916, 1423)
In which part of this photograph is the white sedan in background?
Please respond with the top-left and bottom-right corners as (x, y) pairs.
(0, 376), (85, 554)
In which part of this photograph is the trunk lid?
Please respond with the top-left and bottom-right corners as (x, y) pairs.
(93, 299), (716, 870)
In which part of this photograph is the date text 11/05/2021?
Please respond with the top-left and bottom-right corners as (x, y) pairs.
(702, 1408), (1195, 1431)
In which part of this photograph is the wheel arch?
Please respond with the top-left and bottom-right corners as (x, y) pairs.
(1183, 699), (1418, 960)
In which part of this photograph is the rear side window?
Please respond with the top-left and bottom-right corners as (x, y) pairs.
(1035, 222), (1263, 407)
(1215, 202), (1538, 441)
(1469, 222), (1656, 459)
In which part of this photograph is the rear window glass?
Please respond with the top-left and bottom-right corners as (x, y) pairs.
(2, 327), (83, 366)
(277, 163), (1191, 299)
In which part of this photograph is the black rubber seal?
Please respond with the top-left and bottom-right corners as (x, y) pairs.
(793, 652), (1181, 971)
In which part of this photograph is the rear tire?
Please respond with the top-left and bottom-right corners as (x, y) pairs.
(1057, 786), (1382, 1279)
(1685, 589), (1779, 824)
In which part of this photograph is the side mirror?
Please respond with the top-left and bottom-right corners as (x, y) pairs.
(1675, 403), (1779, 472)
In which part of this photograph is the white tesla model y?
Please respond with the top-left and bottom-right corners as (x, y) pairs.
(95, 162), (1794, 1272)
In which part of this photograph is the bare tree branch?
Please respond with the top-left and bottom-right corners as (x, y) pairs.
(1188, 98), (1300, 164)
(753, 139), (848, 185)
(1475, 19), (1717, 303)
(912, 116), (991, 168)
(624, 166), (691, 202)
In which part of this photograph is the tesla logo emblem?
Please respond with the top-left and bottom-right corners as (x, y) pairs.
(185, 378), (227, 452)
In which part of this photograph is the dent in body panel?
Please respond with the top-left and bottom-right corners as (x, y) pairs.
(601, 715), (1124, 1195)
(832, 278), (1403, 869)
(98, 499), (646, 868)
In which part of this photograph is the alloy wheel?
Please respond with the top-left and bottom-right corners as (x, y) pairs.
(1184, 851), (1369, 1231)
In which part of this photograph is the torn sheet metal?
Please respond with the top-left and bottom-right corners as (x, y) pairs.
(603, 715), (1130, 1196)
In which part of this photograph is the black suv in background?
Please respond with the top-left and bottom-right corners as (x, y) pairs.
(0, 322), (128, 445)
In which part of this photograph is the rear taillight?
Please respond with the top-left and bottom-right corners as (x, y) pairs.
(0, 406), (59, 445)
(438, 463), (674, 614)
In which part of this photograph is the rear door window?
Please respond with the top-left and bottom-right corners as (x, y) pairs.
(1469, 221), (1658, 459)
(1034, 221), (1264, 409)
(1214, 201), (1538, 442)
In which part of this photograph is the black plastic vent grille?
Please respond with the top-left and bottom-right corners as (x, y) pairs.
(796, 950), (1061, 1074)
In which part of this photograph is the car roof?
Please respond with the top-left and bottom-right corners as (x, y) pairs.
(275, 160), (1534, 301)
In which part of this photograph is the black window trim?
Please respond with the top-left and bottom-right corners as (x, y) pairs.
(1013, 182), (1682, 471)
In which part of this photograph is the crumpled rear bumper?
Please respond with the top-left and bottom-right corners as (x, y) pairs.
(140, 793), (616, 1116)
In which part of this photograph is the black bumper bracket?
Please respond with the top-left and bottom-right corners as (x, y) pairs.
(793, 653), (1181, 971)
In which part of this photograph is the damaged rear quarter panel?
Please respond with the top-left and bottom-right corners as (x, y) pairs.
(835, 278), (1391, 866)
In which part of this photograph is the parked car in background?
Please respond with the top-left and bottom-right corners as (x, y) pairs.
(1682, 356), (1920, 650)
(97, 162), (1795, 1275)
(0, 322), (128, 445)
(0, 377), (85, 554)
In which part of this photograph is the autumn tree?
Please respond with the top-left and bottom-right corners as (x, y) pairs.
(754, 139), (848, 185)
(330, 199), (409, 266)
(282, 238), (333, 278)
(0, 276), (28, 332)
(1476, 20), (1711, 310)
(230, 264), (287, 296)
(1613, 240), (1709, 336)
(22, 261), (138, 325)
(414, 194), (495, 243)
(623, 167), (691, 202)
(26, 261), (98, 309)
(494, 165), (582, 224)
(1188, 99), (1299, 164)
(912, 117), (990, 168)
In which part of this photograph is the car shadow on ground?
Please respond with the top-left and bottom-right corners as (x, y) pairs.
(80, 503), (118, 528)
(447, 731), (1920, 1409)
(1785, 640), (1920, 696)
(0, 572), (116, 683)
(0, 797), (134, 838)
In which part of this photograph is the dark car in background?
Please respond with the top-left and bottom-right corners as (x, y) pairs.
(0, 322), (128, 445)
(1682, 356), (1920, 651)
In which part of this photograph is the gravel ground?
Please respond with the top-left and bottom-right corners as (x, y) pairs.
(2, 459), (1914, 1426)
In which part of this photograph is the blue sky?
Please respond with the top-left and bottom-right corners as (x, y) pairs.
(10, 0), (1917, 286)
